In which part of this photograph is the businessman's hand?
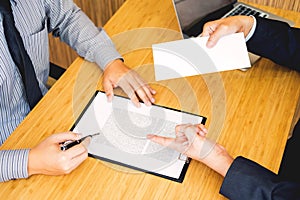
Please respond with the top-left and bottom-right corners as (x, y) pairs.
(28, 132), (89, 176)
(102, 59), (156, 107)
(201, 16), (254, 48)
(148, 124), (209, 160)
(147, 124), (233, 177)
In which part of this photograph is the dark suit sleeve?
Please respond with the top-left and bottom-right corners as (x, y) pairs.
(219, 156), (300, 200)
(247, 17), (300, 72)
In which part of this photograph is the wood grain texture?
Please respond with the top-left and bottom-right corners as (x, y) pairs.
(2, 1), (299, 199)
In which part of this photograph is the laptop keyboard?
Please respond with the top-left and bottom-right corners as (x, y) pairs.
(223, 4), (269, 18)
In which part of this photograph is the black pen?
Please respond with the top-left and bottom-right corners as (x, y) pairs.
(60, 132), (100, 151)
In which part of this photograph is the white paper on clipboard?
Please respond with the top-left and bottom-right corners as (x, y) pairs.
(72, 91), (206, 182)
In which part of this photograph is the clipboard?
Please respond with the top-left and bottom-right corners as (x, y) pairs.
(71, 90), (206, 183)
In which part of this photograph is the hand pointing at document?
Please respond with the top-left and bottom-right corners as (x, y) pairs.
(147, 124), (233, 177)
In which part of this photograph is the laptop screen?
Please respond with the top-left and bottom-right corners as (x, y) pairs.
(174, 0), (236, 37)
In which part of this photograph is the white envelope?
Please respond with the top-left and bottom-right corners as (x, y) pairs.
(152, 33), (251, 81)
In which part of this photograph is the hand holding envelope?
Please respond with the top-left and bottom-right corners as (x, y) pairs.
(152, 33), (251, 81)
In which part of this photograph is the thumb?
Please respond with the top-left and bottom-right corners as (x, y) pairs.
(201, 21), (224, 48)
(102, 79), (114, 102)
(206, 33), (220, 48)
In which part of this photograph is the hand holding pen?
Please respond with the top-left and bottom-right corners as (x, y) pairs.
(28, 132), (91, 177)
(60, 132), (100, 151)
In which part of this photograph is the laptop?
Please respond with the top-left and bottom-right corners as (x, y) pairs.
(172, 0), (294, 67)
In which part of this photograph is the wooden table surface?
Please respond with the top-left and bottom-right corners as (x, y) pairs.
(1, 0), (299, 199)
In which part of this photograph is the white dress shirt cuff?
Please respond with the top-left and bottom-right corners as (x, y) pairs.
(245, 16), (257, 42)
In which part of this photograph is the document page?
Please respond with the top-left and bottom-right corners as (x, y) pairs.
(72, 91), (206, 182)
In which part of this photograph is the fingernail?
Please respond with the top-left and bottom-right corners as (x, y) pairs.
(147, 134), (154, 139)
(206, 41), (214, 48)
(199, 131), (206, 137)
(107, 95), (113, 102)
(199, 124), (208, 133)
(76, 133), (83, 139)
(151, 98), (155, 103)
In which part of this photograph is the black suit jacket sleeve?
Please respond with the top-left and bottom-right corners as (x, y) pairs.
(247, 17), (300, 72)
(217, 18), (300, 199)
(219, 156), (300, 200)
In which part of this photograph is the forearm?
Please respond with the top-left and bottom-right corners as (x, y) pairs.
(201, 145), (233, 177)
(193, 138), (234, 177)
(247, 17), (300, 71)
(220, 156), (300, 199)
(46, 0), (122, 69)
(204, 149), (233, 177)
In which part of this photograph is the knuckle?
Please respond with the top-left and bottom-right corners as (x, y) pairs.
(57, 156), (72, 173)
(137, 92), (147, 99)
(83, 152), (88, 159)
(58, 155), (68, 163)
(60, 162), (73, 174)
(186, 126), (194, 131)
(218, 24), (230, 31)
(64, 169), (73, 174)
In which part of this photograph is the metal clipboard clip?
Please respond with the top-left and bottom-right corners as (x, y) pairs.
(178, 153), (189, 163)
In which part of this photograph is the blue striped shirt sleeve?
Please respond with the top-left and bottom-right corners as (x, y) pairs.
(45, 0), (122, 69)
(0, 149), (29, 182)
(0, 0), (123, 182)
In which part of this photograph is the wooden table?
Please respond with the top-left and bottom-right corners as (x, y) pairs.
(1, 0), (299, 199)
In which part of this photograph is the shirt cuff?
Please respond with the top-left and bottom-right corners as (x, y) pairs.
(0, 149), (30, 182)
(245, 16), (257, 42)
